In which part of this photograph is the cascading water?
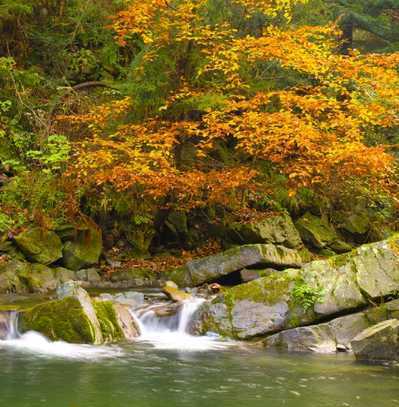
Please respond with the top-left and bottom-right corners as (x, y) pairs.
(0, 310), (122, 359)
(132, 297), (231, 351)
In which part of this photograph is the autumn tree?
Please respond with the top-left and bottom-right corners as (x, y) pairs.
(57, 0), (398, 234)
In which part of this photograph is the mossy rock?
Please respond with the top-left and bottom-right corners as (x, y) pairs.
(229, 213), (303, 249)
(93, 300), (124, 343)
(18, 264), (58, 293)
(62, 221), (103, 271)
(198, 235), (399, 340)
(296, 213), (350, 253)
(337, 212), (370, 236)
(14, 227), (62, 265)
(19, 297), (98, 343)
(0, 260), (31, 294)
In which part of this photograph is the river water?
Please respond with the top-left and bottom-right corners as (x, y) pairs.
(0, 300), (398, 407)
(0, 335), (399, 406)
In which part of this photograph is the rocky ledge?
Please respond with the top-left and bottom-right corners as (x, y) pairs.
(191, 234), (399, 363)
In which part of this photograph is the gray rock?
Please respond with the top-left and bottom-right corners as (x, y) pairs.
(177, 244), (304, 287)
(197, 235), (399, 340)
(113, 303), (140, 340)
(98, 291), (145, 308)
(351, 319), (399, 362)
(264, 313), (370, 353)
(232, 300), (289, 339)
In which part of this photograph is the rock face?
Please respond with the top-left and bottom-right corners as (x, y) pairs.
(196, 235), (399, 339)
(14, 227), (62, 265)
(19, 281), (139, 344)
(170, 244), (304, 287)
(62, 222), (102, 270)
(351, 319), (399, 362)
(229, 214), (303, 249)
(264, 299), (399, 353)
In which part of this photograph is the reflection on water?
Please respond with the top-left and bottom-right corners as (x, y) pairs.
(0, 342), (398, 407)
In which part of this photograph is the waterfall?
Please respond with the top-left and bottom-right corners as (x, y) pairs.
(0, 311), (121, 359)
(0, 311), (19, 340)
(131, 297), (230, 351)
(135, 297), (204, 336)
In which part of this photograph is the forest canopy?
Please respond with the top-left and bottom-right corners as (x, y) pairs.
(0, 0), (398, 255)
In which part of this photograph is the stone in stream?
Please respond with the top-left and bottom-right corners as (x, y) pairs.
(162, 281), (192, 302)
(195, 235), (399, 340)
(351, 319), (399, 362)
(19, 281), (140, 344)
(98, 291), (145, 308)
(168, 243), (304, 287)
(14, 227), (62, 265)
(264, 300), (399, 353)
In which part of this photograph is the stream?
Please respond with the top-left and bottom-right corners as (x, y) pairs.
(0, 298), (398, 406)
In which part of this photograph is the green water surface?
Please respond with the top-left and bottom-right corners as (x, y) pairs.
(0, 343), (398, 407)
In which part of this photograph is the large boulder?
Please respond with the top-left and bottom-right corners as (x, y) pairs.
(170, 244), (304, 287)
(19, 296), (104, 344)
(14, 227), (62, 265)
(62, 221), (102, 270)
(264, 299), (399, 353)
(351, 319), (399, 362)
(20, 281), (140, 344)
(228, 213), (303, 249)
(196, 235), (399, 339)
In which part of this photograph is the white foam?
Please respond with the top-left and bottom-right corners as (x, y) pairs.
(0, 331), (123, 360)
(137, 331), (233, 351)
(133, 297), (234, 351)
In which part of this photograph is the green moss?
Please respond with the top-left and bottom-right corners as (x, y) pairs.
(19, 297), (96, 343)
(93, 300), (123, 342)
(227, 272), (297, 305)
(327, 252), (352, 269)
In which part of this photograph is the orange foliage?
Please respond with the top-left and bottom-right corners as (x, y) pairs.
(60, 0), (399, 212)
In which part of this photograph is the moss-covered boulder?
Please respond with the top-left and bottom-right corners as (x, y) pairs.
(229, 213), (303, 249)
(19, 281), (140, 344)
(337, 212), (370, 236)
(295, 213), (351, 253)
(171, 243), (304, 287)
(14, 227), (62, 265)
(62, 221), (103, 270)
(0, 260), (30, 293)
(19, 296), (102, 343)
(196, 235), (399, 339)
